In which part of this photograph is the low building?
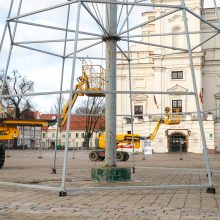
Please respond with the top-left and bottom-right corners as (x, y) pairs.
(17, 111), (42, 149)
(40, 114), (105, 150)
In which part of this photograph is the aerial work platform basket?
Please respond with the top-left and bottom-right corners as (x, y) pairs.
(82, 64), (105, 97)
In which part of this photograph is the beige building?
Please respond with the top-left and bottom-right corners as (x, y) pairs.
(41, 115), (105, 150)
(117, 0), (220, 153)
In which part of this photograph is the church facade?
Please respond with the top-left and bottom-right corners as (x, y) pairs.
(116, 0), (220, 153)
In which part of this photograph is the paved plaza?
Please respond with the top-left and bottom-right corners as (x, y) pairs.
(0, 150), (220, 219)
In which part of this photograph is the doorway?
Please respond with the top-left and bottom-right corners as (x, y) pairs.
(169, 132), (187, 152)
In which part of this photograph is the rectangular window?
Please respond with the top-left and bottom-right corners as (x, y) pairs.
(42, 133), (46, 138)
(69, 133), (71, 138)
(52, 133), (55, 138)
(172, 100), (182, 112)
(171, 71), (183, 79)
(134, 105), (143, 119)
(62, 134), (65, 138)
(75, 133), (79, 138)
(81, 133), (84, 138)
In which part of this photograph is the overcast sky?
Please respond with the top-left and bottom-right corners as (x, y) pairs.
(0, 0), (219, 113)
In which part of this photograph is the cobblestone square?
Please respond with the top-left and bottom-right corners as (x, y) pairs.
(0, 150), (220, 219)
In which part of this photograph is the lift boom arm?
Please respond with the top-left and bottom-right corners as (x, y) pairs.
(149, 107), (180, 141)
(149, 118), (163, 141)
(60, 73), (89, 127)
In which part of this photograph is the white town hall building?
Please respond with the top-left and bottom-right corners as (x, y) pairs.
(116, 0), (220, 153)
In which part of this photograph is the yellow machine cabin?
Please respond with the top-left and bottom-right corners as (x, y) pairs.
(89, 134), (141, 162)
(98, 134), (141, 149)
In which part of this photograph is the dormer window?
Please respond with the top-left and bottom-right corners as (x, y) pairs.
(171, 71), (183, 79)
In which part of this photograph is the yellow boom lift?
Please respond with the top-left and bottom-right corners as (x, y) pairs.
(59, 64), (105, 127)
(89, 107), (180, 162)
(149, 107), (180, 141)
(34, 61), (179, 163)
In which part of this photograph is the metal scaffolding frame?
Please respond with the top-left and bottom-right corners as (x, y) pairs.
(0, 0), (219, 195)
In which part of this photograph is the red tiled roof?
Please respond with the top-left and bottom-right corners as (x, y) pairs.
(40, 114), (57, 120)
(61, 116), (105, 131)
(40, 114), (57, 130)
(40, 114), (105, 131)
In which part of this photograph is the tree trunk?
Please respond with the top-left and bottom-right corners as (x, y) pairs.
(83, 137), (90, 149)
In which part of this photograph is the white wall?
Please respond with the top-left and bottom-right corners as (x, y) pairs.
(116, 0), (216, 153)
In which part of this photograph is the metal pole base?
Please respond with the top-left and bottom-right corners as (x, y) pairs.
(51, 168), (56, 174)
(59, 191), (67, 197)
(206, 187), (216, 194)
(132, 167), (135, 174)
(91, 167), (131, 182)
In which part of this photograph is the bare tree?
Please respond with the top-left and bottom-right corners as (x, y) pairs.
(0, 70), (34, 119)
(75, 97), (105, 149)
(50, 96), (67, 114)
(0, 70), (35, 147)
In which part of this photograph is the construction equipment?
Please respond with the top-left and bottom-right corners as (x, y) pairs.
(59, 64), (105, 127)
(0, 61), (106, 168)
(89, 107), (180, 162)
(0, 118), (53, 169)
(149, 107), (180, 141)
(89, 134), (142, 162)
